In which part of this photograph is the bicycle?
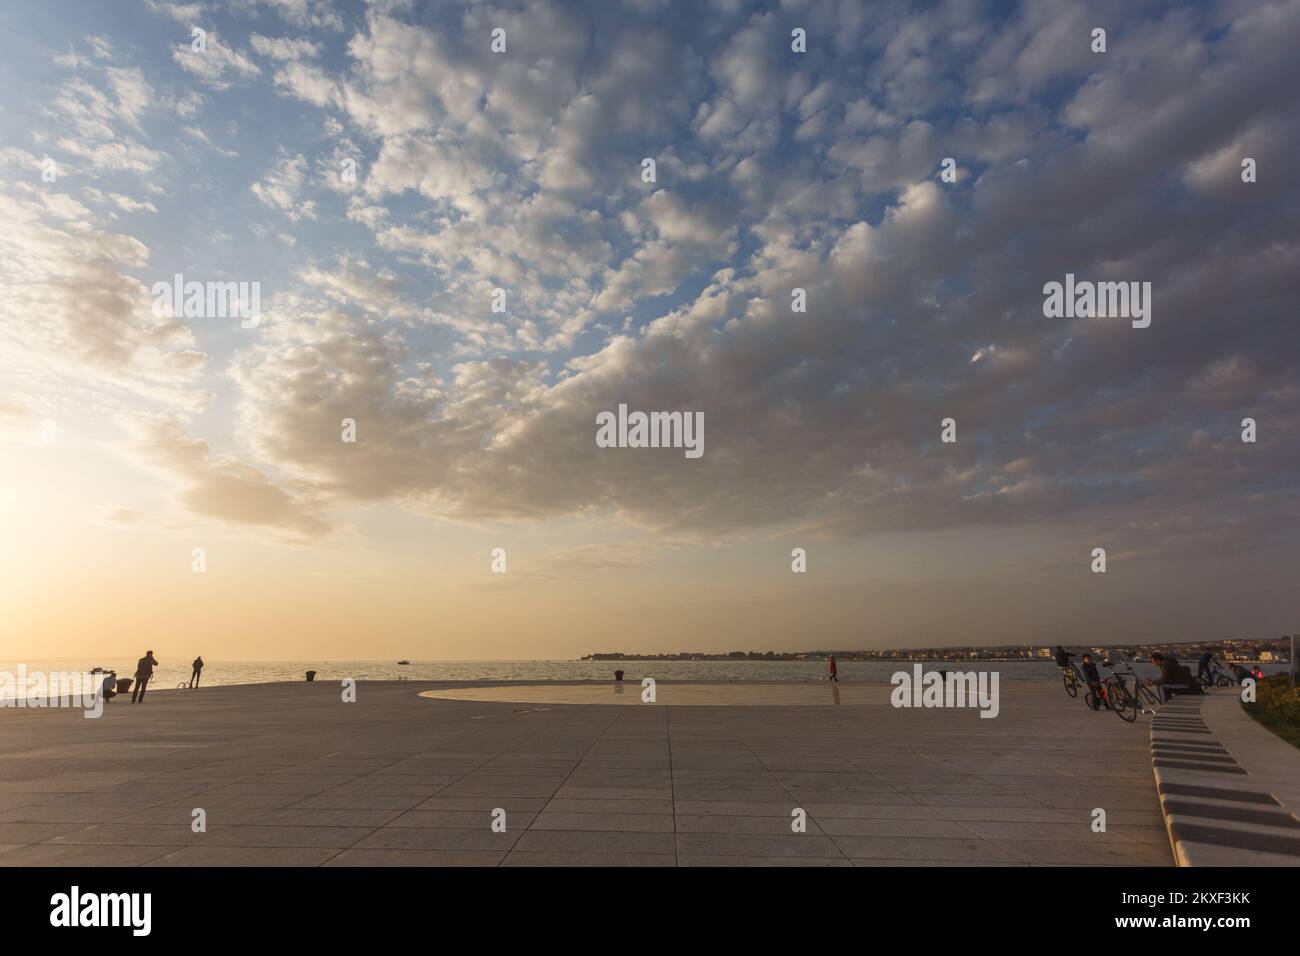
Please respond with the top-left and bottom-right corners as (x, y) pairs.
(1102, 657), (1161, 720)
(1085, 669), (1129, 719)
(1060, 665), (1080, 698)
(1092, 663), (1136, 722)
(1196, 659), (1234, 690)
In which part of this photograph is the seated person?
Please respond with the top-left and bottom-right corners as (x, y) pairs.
(1146, 652), (1202, 702)
(1229, 662), (1252, 684)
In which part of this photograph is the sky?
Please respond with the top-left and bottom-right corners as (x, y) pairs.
(0, 0), (1297, 662)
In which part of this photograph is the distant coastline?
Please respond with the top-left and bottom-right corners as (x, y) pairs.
(3, 640), (1292, 697)
(584, 637), (1293, 664)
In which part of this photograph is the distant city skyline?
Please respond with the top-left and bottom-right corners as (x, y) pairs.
(2, 0), (1297, 661)
(585, 636), (1294, 660)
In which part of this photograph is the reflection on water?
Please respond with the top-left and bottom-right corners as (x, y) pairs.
(831, 683), (841, 705)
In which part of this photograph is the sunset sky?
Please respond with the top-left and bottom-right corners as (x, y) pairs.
(1, 0), (1297, 661)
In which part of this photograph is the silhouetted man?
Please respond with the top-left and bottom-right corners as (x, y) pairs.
(191, 656), (204, 688)
(132, 650), (159, 703)
(1196, 650), (1214, 683)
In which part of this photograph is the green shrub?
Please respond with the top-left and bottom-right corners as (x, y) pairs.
(1243, 674), (1300, 750)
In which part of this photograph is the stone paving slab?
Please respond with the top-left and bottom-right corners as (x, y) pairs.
(0, 679), (1173, 867)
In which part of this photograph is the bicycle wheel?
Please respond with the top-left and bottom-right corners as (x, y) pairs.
(1063, 671), (1078, 698)
(1136, 684), (1161, 714)
(1085, 690), (1100, 711)
(1216, 674), (1232, 688)
(1109, 683), (1137, 722)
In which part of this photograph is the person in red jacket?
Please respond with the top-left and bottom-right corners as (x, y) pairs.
(828, 655), (839, 682)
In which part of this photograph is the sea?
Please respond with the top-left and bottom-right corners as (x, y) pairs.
(0, 657), (1289, 695)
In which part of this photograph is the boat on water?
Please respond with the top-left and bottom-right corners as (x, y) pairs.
(397, 660), (411, 665)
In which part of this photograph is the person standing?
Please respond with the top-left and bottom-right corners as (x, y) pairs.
(1080, 653), (1103, 702)
(190, 656), (204, 688)
(828, 654), (839, 682)
(1196, 649), (1214, 684)
(132, 650), (159, 703)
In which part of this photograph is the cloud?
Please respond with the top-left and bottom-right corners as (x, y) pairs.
(5, 0), (1299, 569)
(245, 0), (345, 31)
(0, 187), (207, 417)
(250, 33), (321, 60)
(173, 32), (261, 90)
(298, 257), (418, 321)
(250, 151), (318, 220)
(273, 61), (340, 106)
(182, 125), (239, 158)
(104, 67), (154, 127)
(143, 0), (207, 25)
(136, 417), (330, 539)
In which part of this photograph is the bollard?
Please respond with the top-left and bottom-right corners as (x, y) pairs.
(306, 670), (317, 682)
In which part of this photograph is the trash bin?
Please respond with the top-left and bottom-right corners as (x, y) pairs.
(115, 678), (133, 695)
(614, 670), (624, 681)
(305, 670), (317, 682)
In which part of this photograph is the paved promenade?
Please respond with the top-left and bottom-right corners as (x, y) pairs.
(0, 680), (1171, 866)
